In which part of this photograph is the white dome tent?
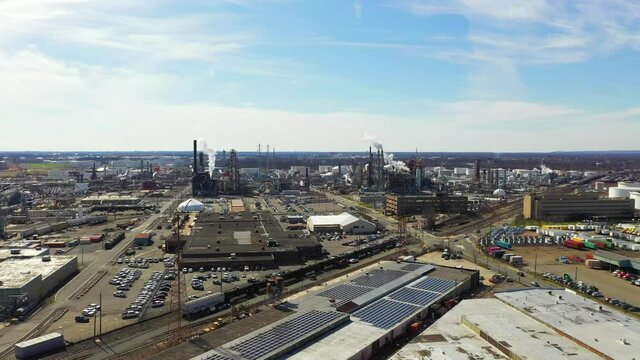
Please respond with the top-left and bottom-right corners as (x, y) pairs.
(177, 198), (205, 212)
(493, 189), (507, 198)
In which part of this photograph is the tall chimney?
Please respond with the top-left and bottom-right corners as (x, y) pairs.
(193, 140), (198, 173)
(368, 147), (373, 186)
(199, 152), (205, 171)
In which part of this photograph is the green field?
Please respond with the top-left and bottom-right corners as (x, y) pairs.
(21, 163), (68, 170)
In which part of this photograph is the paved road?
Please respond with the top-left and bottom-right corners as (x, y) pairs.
(0, 187), (190, 357)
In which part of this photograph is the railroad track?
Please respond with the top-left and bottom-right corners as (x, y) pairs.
(69, 270), (108, 300)
(0, 307), (69, 360)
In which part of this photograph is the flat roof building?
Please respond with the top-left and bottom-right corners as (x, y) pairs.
(306, 212), (376, 234)
(189, 261), (479, 360)
(386, 194), (468, 216)
(392, 297), (602, 360)
(523, 192), (634, 221)
(0, 256), (77, 316)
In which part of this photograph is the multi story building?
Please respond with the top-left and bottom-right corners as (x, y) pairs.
(523, 192), (634, 221)
(386, 193), (468, 216)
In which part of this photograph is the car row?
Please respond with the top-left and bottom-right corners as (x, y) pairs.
(75, 303), (100, 323)
(543, 271), (639, 312)
(111, 268), (142, 297)
(182, 265), (266, 274)
(122, 271), (171, 320)
(612, 270), (640, 286)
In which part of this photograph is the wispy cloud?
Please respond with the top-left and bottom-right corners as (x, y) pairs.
(395, 0), (640, 65)
(354, 0), (363, 19)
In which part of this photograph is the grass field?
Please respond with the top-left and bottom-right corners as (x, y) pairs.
(21, 162), (68, 170)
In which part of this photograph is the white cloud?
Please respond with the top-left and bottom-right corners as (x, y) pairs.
(398, 0), (640, 64)
(1, 50), (637, 152)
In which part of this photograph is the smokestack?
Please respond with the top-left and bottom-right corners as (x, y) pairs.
(193, 140), (198, 173)
(199, 152), (205, 171)
(368, 147), (373, 186)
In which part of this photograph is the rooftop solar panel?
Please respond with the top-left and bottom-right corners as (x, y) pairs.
(400, 263), (425, 271)
(351, 269), (407, 288)
(317, 284), (372, 301)
(202, 355), (234, 360)
(227, 310), (345, 360)
(352, 299), (420, 329)
(412, 277), (456, 294)
(388, 287), (441, 306)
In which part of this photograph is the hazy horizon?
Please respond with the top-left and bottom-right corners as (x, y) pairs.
(2, 1), (639, 152)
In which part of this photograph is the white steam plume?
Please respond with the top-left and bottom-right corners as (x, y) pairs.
(198, 139), (217, 177)
(363, 132), (383, 151)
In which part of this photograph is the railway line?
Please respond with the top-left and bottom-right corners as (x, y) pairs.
(0, 307), (68, 360)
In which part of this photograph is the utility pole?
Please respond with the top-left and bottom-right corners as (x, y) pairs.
(99, 292), (102, 339)
(534, 253), (538, 278)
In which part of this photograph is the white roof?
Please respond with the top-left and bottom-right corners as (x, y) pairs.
(307, 212), (366, 227)
(496, 289), (640, 360)
(177, 198), (205, 212)
(392, 298), (601, 360)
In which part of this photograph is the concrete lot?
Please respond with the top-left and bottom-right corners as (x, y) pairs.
(504, 246), (640, 307)
(417, 252), (497, 287)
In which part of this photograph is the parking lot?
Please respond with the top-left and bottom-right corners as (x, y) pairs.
(44, 254), (177, 343)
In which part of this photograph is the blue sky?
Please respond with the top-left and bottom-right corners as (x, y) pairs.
(1, 0), (639, 151)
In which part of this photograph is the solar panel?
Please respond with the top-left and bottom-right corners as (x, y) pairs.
(317, 284), (372, 301)
(202, 354), (234, 360)
(352, 299), (420, 329)
(351, 269), (407, 288)
(400, 263), (424, 271)
(228, 310), (345, 360)
(412, 277), (456, 294)
(388, 287), (441, 306)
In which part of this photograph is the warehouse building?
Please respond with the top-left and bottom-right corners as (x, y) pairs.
(80, 194), (141, 206)
(386, 193), (468, 216)
(0, 256), (78, 317)
(392, 296), (604, 360)
(179, 211), (322, 269)
(190, 261), (478, 360)
(523, 192), (635, 221)
(306, 212), (376, 234)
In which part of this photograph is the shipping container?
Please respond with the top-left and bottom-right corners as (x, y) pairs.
(15, 332), (64, 359)
(495, 241), (512, 250)
(43, 241), (66, 248)
(564, 240), (584, 249)
(67, 239), (79, 247)
(493, 251), (505, 259)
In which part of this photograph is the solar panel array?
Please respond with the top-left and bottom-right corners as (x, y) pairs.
(412, 277), (456, 293)
(388, 287), (441, 306)
(400, 263), (425, 271)
(228, 310), (345, 360)
(317, 284), (372, 301)
(352, 299), (420, 329)
(203, 354), (234, 360)
(352, 269), (407, 288)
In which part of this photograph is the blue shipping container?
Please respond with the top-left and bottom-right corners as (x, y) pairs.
(495, 241), (513, 249)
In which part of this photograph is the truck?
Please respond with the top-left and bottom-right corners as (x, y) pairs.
(182, 292), (225, 317)
(15, 332), (65, 359)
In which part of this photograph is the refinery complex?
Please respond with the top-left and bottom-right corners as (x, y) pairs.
(0, 141), (638, 360)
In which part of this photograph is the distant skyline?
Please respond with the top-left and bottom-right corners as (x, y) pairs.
(1, 0), (639, 152)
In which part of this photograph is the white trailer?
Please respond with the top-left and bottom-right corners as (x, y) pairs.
(182, 292), (225, 316)
(15, 332), (65, 359)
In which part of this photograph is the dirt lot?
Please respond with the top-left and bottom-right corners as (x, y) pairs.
(417, 252), (497, 287)
(509, 246), (640, 307)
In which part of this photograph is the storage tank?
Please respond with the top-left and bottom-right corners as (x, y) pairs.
(182, 292), (225, 316)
